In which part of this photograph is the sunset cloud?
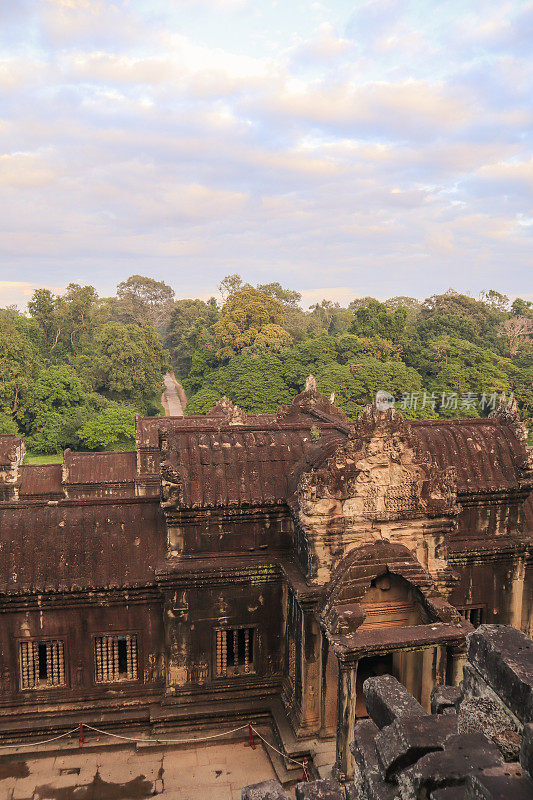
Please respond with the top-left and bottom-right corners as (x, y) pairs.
(0, 1), (531, 305)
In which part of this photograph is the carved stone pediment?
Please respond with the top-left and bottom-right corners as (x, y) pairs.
(297, 405), (458, 524)
(291, 405), (459, 584)
(205, 397), (246, 425)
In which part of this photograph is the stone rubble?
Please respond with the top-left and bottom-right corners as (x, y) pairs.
(243, 625), (533, 800)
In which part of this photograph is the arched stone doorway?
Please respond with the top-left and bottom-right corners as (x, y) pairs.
(316, 541), (469, 779)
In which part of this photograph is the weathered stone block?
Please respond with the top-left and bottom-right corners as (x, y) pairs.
(431, 685), (460, 715)
(350, 719), (395, 800)
(466, 626), (533, 725)
(458, 697), (521, 761)
(295, 779), (344, 800)
(375, 714), (457, 779)
(464, 767), (533, 799)
(242, 779), (291, 800)
(344, 782), (360, 800)
(397, 733), (503, 800)
(363, 674), (427, 730)
(430, 788), (467, 800)
(519, 722), (533, 779)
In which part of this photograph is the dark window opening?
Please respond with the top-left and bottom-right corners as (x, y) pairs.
(457, 606), (485, 627)
(117, 636), (128, 675)
(355, 654), (393, 718)
(38, 642), (48, 680)
(94, 634), (138, 683)
(216, 628), (255, 676)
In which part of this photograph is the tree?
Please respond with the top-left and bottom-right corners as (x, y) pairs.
(314, 357), (424, 420)
(28, 283), (99, 358)
(77, 403), (136, 450)
(511, 298), (533, 318)
(87, 323), (168, 412)
(213, 286), (291, 359)
(27, 289), (58, 352)
(186, 351), (293, 414)
(350, 299), (407, 345)
(499, 316), (533, 356)
(257, 282), (302, 308)
(385, 296), (422, 322)
(115, 275), (175, 332)
(0, 312), (39, 416)
(17, 365), (88, 442)
(283, 334), (338, 390)
(166, 298), (219, 376)
(480, 290), (509, 312)
(218, 273), (243, 300)
(0, 412), (18, 435)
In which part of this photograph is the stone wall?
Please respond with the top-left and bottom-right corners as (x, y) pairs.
(243, 624), (533, 799)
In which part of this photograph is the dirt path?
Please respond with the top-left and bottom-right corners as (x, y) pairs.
(162, 372), (186, 417)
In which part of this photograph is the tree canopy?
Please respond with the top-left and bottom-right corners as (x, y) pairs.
(1, 275), (531, 452)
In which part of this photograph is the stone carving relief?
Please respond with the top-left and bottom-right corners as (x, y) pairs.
(160, 461), (184, 508)
(293, 404), (459, 583)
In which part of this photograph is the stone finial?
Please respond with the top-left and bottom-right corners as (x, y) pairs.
(305, 374), (318, 392)
(205, 396), (246, 425)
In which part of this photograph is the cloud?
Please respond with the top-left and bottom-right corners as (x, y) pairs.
(0, 281), (64, 310)
(0, 0), (530, 303)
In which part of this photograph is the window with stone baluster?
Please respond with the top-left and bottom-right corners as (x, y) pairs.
(215, 627), (255, 677)
(94, 634), (138, 683)
(19, 639), (66, 690)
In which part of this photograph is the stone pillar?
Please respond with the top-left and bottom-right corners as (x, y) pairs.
(297, 610), (321, 734)
(335, 661), (357, 780)
(320, 635), (338, 737)
(420, 647), (435, 711)
(403, 650), (418, 697)
(447, 644), (467, 686)
(510, 558), (526, 631)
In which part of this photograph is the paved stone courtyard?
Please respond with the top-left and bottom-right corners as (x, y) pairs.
(0, 739), (280, 800)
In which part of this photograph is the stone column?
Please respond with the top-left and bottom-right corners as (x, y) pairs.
(297, 610), (321, 734)
(320, 634), (338, 737)
(510, 558), (526, 631)
(420, 647), (435, 711)
(447, 644), (467, 686)
(335, 661), (357, 780)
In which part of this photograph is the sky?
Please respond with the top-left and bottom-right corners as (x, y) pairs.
(0, 0), (532, 309)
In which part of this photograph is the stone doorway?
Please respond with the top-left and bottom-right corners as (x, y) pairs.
(354, 653), (393, 718)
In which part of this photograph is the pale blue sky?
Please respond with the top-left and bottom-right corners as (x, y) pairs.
(0, 0), (531, 308)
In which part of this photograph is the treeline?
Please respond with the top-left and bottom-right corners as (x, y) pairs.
(1, 274), (532, 454)
(0, 277), (169, 453)
(168, 276), (532, 428)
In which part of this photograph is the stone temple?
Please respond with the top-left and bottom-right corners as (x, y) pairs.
(0, 381), (532, 786)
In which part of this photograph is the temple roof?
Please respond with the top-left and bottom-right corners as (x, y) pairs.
(63, 449), (136, 485)
(0, 500), (166, 594)
(410, 418), (527, 494)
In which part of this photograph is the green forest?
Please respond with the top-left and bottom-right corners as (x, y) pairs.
(1, 274), (532, 457)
